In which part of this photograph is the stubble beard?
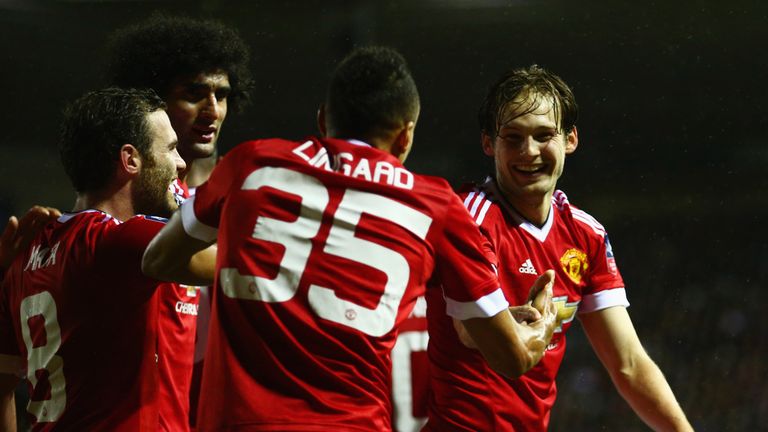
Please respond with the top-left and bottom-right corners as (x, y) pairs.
(133, 156), (178, 218)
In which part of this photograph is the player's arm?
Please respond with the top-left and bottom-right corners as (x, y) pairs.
(142, 210), (216, 285)
(460, 270), (557, 378)
(1, 206), (61, 276)
(454, 277), (546, 349)
(0, 373), (18, 432)
(580, 306), (694, 432)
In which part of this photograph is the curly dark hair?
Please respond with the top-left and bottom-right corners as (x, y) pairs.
(59, 87), (166, 193)
(478, 64), (578, 138)
(326, 46), (420, 140)
(106, 14), (253, 113)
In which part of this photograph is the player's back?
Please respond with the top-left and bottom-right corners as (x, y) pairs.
(192, 137), (500, 431)
(0, 211), (165, 431)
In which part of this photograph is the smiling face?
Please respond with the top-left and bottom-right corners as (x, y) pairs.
(133, 110), (186, 218)
(482, 92), (578, 215)
(165, 70), (231, 163)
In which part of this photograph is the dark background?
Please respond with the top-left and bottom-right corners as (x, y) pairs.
(1, 1), (766, 430)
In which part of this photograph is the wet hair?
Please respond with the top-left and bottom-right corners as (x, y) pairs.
(59, 87), (166, 193)
(478, 64), (578, 137)
(325, 46), (420, 140)
(106, 14), (253, 113)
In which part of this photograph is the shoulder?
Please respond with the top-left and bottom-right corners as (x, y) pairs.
(58, 211), (120, 243)
(553, 190), (607, 239)
(457, 181), (502, 228)
(225, 138), (298, 160)
(97, 214), (166, 255)
(412, 172), (452, 193)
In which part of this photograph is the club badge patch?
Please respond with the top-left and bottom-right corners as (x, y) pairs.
(560, 248), (588, 284)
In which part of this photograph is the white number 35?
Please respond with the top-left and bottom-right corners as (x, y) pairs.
(220, 167), (432, 337)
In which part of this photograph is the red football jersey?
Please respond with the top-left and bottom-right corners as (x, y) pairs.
(159, 179), (198, 432)
(157, 281), (198, 432)
(425, 178), (628, 431)
(182, 137), (508, 431)
(0, 211), (168, 431)
(391, 296), (429, 432)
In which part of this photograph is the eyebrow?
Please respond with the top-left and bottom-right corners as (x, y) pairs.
(184, 82), (231, 92)
(499, 124), (558, 132)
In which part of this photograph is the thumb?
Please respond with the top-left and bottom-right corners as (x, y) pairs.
(531, 269), (555, 312)
(529, 269), (555, 299)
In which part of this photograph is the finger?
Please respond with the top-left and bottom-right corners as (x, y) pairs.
(18, 206), (59, 232)
(547, 298), (557, 317)
(529, 269), (555, 298)
(46, 207), (62, 219)
(17, 206), (47, 232)
(541, 269), (555, 288)
(14, 206), (58, 250)
(0, 216), (20, 270)
(520, 305), (542, 322)
(29, 208), (57, 231)
(1, 216), (19, 247)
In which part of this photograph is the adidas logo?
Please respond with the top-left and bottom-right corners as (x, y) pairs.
(518, 259), (538, 275)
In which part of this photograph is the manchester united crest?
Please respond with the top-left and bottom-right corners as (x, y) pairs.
(560, 248), (588, 284)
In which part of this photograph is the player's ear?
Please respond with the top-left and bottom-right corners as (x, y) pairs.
(393, 120), (416, 162)
(481, 132), (495, 156)
(317, 104), (328, 137)
(119, 144), (142, 176)
(565, 126), (579, 154)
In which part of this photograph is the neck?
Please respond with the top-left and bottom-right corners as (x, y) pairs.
(362, 136), (393, 153)
(72, 183), (135, 221)
(329, 129), (395, 156)
(496, 181), (553, 227)
(181, 154), (217, 188)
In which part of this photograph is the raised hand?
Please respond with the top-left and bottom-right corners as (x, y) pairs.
(0, 206), (61, 272)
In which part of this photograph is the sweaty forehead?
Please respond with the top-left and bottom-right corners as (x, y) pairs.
(171, 70), (231, 90)
(498, 93), (559, 129)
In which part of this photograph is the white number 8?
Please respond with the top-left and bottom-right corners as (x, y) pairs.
(20, 291), (66, 422)
(220, 167), (433, 337)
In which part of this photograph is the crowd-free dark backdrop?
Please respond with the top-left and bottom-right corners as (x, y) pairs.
(1, 1), (766, 431)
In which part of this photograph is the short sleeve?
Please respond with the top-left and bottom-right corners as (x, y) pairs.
(182, 142), (248, 241)
(433, 195), (508, 320)
(581, 232), (629, 314)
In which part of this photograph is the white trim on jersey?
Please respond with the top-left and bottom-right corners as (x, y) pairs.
(571, 208), (606, 237)
(57, 210), (109, 224)
(444, 287), (509, 320)
(481, 178), (555, 242)
(181, 196), (218, 242)
(391, 330), (429, 432)
(476, 200), (492, 226)
(466, 191), (483, 216)
(463, 191), (494, 226)
(579, 287), (629, 314)
(347, 138), (373, 148)
(552, 189), (569, 209)
(0, 353), (23, 377)
(553, 189), (606, 237)
(462, 191), (476, 209)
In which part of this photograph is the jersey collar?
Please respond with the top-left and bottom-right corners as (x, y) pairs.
(484, 177), (554, 242)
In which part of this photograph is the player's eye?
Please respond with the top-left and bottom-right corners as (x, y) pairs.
(215, 88), (231, 101)
(182, 91), (204, 103)
(499, 134), (523, 144)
